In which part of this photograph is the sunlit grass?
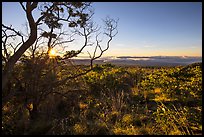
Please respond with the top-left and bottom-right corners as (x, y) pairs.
(153, 102), (193, 135)
(2, 62), (202, 135)
(154, 88), (161, 94)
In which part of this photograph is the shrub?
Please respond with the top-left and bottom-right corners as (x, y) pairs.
(153, 102), (192, 135)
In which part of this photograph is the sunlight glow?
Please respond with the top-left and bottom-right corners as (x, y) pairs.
(49, 48), (57, 57)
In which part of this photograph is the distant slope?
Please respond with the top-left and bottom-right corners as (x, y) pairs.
(68, 56), (202, 67)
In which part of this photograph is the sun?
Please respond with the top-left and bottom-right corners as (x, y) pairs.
(49, 48), (57, 57)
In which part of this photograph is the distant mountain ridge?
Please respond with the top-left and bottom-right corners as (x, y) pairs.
(69, 56), (202, 67)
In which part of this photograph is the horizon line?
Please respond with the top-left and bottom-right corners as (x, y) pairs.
(75, 55), (202, 58)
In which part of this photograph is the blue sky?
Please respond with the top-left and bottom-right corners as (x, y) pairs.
(2, 2), (202, 57)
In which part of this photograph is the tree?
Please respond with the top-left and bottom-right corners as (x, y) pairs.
(2, 2), (118, 114)
(2, 2), (89, 90)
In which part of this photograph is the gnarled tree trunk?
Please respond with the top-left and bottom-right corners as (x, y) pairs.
(2, 2), (38, 91)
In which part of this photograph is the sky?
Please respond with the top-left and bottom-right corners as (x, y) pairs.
(2, 2), (202, 57)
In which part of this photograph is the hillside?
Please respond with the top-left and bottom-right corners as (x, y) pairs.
(2, 60), (202, 135)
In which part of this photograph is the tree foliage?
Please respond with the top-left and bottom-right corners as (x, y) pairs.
(2, 2), (118, 107)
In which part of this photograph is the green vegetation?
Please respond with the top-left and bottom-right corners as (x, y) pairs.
(2, 56), (202, 135)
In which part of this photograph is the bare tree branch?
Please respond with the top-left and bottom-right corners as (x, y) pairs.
(20, 2), (26, 12)
(2, 24), (25, 43)
(90, 17), (118, 68)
